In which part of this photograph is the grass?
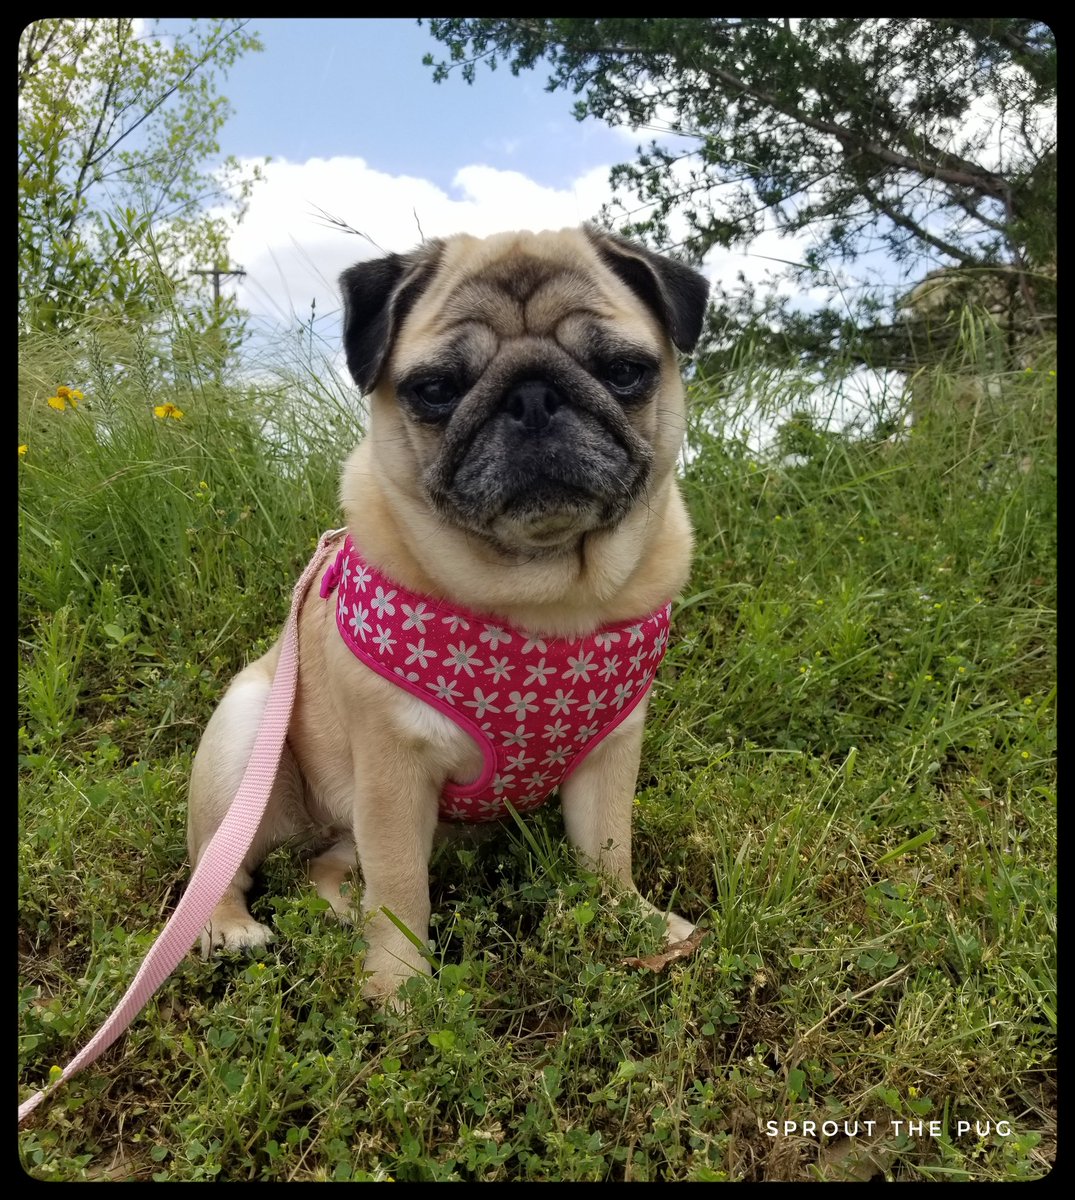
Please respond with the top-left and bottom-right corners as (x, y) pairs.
(18, 314), (1056, 1180)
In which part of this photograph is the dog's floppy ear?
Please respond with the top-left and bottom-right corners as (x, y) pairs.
(338, 241), (444, 393)
(585, 226), (710, 353)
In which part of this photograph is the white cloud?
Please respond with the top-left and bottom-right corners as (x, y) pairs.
(223, 155), (616, 324)
(218, 149), (845, 385)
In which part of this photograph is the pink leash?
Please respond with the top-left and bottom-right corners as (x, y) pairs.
(18, 529), (347, 1126)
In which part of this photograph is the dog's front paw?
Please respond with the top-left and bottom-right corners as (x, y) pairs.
(360, 939), (432, 1006)
(663, 910), (697, 945)
(200, 916), (274, 957)
(361, 960), (432, 1009)
(633, 892), (696, 945)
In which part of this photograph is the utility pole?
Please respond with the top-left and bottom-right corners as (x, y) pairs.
(189, 266), (246, 306)
(189, 267), (246, 383)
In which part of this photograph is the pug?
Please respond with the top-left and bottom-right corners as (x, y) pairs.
(187, 225), (709, 999)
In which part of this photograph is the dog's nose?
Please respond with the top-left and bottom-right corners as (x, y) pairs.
(504, 380), (563, 434)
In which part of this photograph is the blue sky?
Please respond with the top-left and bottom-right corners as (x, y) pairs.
(186, 17), (691, 327)
(185, 19), (917, 344)
(213, 18), (630, 194)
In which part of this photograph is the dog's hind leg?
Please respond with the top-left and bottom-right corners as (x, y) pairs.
(308, 836), (358, 920)
(187, 659), (310, 954)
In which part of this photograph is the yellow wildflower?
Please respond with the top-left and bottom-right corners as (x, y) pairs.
(18, 445), (27, 456)
(50, 386), (81, 408)
(154, 403), (185, 420)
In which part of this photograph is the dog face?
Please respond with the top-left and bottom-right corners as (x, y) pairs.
(338, 226), (709, 557)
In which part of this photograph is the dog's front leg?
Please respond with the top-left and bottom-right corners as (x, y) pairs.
(559, 696), (696, 944)
(351, 742), (441, 1001)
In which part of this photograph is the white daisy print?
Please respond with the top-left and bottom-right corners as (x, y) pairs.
(598, 654), (621, 681)
(505, 749), (535, 772)
(542, 745), (569, 767)
(544, 688), (577, 715)
(443, 642), (482, 677)
(348, 602), (371, 642)
(612, 680), (635, 709)
(479, 624), (513, 649)
(401, 601), (433, 634)
(427, 675), (462, 704)
(593, 630), (622, 650)
(649, 629), (668, 659)
(392, 666), (420, 683)
(441, 800), (473, 820)
(442, 613), (471, 633)
(369, 585), (397, 619)
(501, 724), (533, 747)
(477, 796), (508, 815)
(352, 564), (372, 592)
(484, 655), (513, 683)
(372, 624), (397, 656)
(522, 770), (550, 794)
(463, 687), (500, 717)
(574, 722), (600, 742)
(505, 690), (538, 719)
(520, 635), (548, 654)
(543, 719), (570, 742)
(523, 656), (555, 686)
(629, 649), (646, 672)
(580, 689), (609, 718)
(625, 622), (645, 646)
(563, 650), (596, 682)
(491, 772), (517, 796)
(405, 638), (436, 668)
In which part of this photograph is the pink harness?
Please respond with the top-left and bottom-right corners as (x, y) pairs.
(319, 536), (671, 822)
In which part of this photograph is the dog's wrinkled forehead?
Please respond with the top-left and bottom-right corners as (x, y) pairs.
(338, 226), (710, 395)
(410, 241), (645, 347)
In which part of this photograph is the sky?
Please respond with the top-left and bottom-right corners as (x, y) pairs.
(213, 19), (633, 195)
(201, 18), (643, 327)
(187, 17), (829, 338)
(172, 16), (922, 445)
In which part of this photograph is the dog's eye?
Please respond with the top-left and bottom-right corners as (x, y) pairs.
(603, 359), (648, 395)
(411, 378), (460, 412)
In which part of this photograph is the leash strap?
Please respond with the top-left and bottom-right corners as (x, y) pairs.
(18, 529), (347, 1126)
